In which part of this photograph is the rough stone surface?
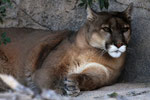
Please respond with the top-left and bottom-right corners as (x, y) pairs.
(0, 0), (86, 31)
(116, 0), (150, 10)
(75, 83), (150, 100)
(0, 0), (150, 82)
(1, 83), (150, 100)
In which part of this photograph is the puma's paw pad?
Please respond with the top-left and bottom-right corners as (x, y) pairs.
(63, 78), (80, 97)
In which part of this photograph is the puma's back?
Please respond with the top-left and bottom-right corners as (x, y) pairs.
(0, 28), (71, 85)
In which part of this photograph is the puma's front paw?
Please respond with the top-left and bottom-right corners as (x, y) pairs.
(63, 77), (80, 97)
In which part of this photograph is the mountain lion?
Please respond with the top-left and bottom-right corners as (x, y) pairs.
(0, 4), (133, 96)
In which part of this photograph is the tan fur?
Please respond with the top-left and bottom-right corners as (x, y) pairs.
(0, 4), (133, 96)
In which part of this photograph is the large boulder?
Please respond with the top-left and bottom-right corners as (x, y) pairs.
(0, 0), (86, 30)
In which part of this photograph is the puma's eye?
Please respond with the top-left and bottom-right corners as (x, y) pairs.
(122, 27), (129, 32)
(102, 27), (111, 32)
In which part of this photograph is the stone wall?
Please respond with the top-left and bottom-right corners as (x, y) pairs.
(1, 0), (86, 31)
(1, 0), (150, 82)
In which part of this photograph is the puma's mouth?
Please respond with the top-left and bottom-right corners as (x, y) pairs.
(108, 45), (126, 58)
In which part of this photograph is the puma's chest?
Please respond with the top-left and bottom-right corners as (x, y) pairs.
(67, 50), (109, 74)
(66, 49), (124, 75)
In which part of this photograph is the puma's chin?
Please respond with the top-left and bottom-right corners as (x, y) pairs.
(108, 45), (126, 58)
(108, 51), (122, 58)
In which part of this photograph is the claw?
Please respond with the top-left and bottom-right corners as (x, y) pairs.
(63, 78), (80, 96)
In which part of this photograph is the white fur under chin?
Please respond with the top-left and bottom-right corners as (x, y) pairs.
(108, 45), (126, 58)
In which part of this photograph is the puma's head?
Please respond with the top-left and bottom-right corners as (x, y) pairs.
(86, 3), (133, 58)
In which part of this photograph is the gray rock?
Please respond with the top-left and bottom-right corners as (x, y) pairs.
(75, 83), (150, 100)
(116, 0), (150, 10)
(1, 82), (150, 100)
(0, 0), (86, 30)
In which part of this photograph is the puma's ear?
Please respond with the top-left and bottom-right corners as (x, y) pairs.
(86, 6), (97, 21)
(123, 3), (133, 20)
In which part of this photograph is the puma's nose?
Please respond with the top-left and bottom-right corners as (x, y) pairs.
(115, 42), (124, 48)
